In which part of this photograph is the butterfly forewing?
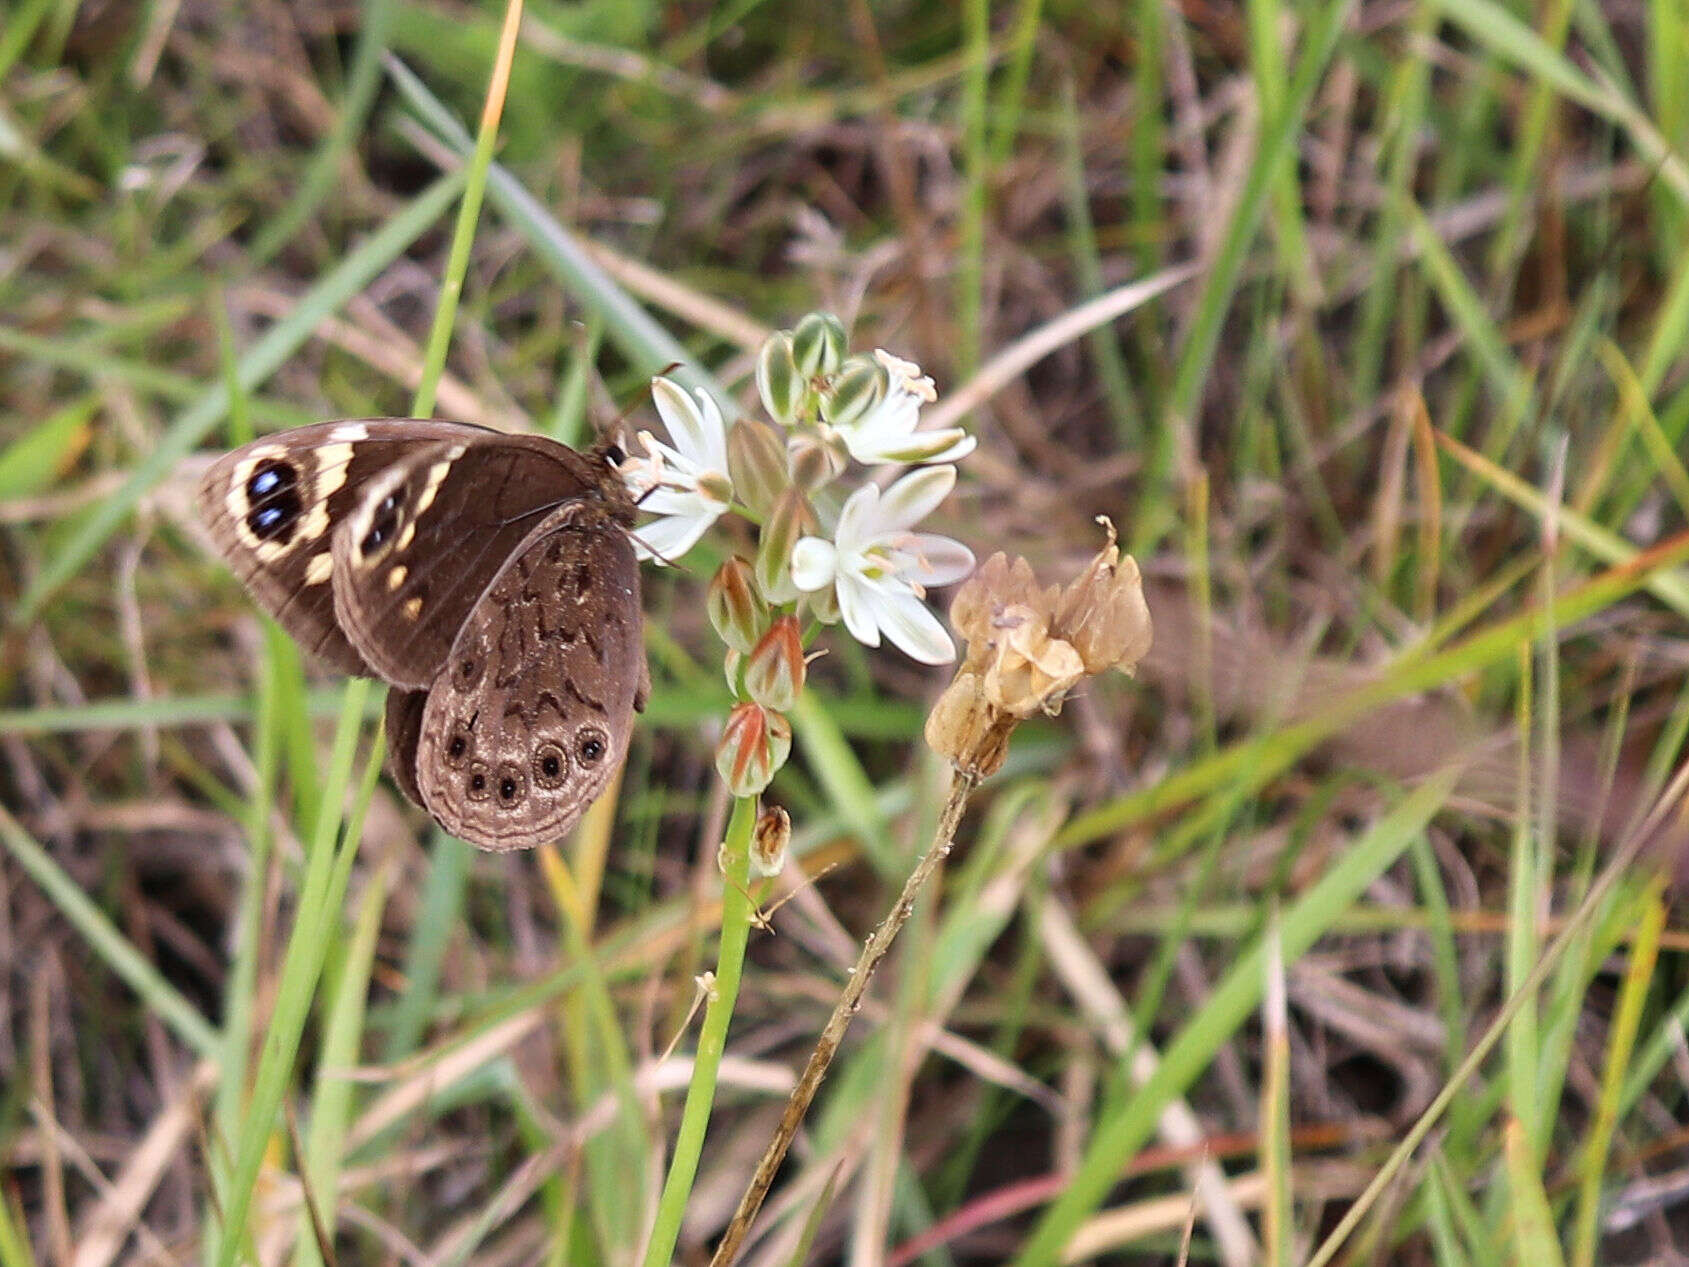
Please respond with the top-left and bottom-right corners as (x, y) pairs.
(199, 420), (511, 673)
(411, 501), (645, 852)
(327, 434), (605, 688)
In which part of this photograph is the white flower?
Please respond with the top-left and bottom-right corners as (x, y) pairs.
(789, 465), (975, 664)
(625, 377), (734, 563)
(828, 350), (977, 466)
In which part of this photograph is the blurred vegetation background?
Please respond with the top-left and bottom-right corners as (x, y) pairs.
(5, 0), (1689, 1263)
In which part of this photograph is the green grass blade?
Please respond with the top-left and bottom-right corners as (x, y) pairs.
(0, 396), (96, 498)
(1136, 0), (1352, 555)
(209, 680), (375, 1267)
(1009, 773), (1455, 1267)
(382, 55), (729, 414)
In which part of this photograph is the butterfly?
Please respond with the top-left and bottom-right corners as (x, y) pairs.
(198, 420), (649, 851)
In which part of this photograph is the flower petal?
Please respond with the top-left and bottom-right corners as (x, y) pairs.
(876, 465), (956, 533)
(874, 589), (956, 664)
(633, 512), (713, 564)
(651, 376), (716, 469)
(843, 390), (919, 448)
(834, 571), (883, 648)
(692, 388), (730, 471)
(789, 537), (837, 592)
(832, 481), (881, 552)
(899, 533), (976, 586)
(864, 429), (976, 465)
(638, 431), (700, 481)
(639, 487), (711, 518)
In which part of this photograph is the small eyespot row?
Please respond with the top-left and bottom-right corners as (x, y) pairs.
(533, 741), (568, 789)
(575, 728), (607, 766)
(495, 762), (525, 808)
(466, 761), (491, 801)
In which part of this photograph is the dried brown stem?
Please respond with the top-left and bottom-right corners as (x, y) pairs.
(710, 769), (979, 1265)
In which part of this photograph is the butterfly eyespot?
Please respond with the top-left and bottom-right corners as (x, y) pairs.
(533, 742), (568, 789)
(244, 460), (302, 542)
(466, 761), (492, 801)
(455, 656), (482, 689)
(361, 495), (403, 556)
(575, 729), (608, 766)
(444, 722), (473, 767)
(495, 762), (526, 807)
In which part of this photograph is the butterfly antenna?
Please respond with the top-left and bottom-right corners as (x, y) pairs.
(592, 361), (685, 446)
(625, 524), (683, 568)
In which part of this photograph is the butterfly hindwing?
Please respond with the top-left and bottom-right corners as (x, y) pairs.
(327, 433), (605, 688)
(410, 501), (646, 851)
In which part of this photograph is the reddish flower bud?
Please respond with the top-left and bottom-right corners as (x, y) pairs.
(716, 702), (792, 797)
(744, 615), (805, 711)
(708, 557), (769, 654)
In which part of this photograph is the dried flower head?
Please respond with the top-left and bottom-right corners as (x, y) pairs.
(926, 519), (1151, 775)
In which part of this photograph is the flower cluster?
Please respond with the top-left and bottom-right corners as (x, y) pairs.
(621, 314), (977, 806)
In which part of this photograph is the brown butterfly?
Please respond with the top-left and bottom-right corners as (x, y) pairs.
(198, 420), (648, 851)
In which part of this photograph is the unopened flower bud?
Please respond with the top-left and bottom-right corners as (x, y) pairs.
(708, 557), (768, 654)
(820, 356), (884, 428)
(756, 487), (815, 604)
(788, 430), (848, 491)
(750, 803), (791, 877)
(727, 418), (790, 519)
(791, 312), (847, 377)
(744, 615), (805, 711)
(756, 332), (804, 426)
(716, 702), (793, 797)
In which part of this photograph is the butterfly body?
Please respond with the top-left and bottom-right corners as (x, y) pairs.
(199, 420), (648, 851)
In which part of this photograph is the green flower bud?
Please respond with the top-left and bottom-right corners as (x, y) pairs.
(820, 355), (884, 428)
(756, 332), (804, 426)
(792, 312), (847, 377)
(726, 418), (790, 519)
(756, 487), (815, 604)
